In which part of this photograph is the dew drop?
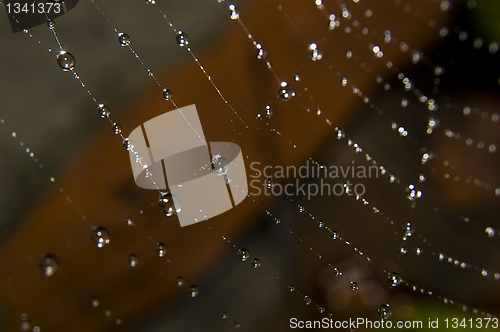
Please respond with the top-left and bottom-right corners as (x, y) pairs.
(47, 19), (55, 29)
(37, 253), (59, 277)
(123, 138), (134, 150)
(298, 205), (305, 212)
(294, 74), (300, 82)
(158, 191), (182, 216)
(156, 243), (167, 257)
(350, 281), (359, 290)
(229, 4), (239, 20)
(317, 220), (324, 228)
(377, 303), (392, 319)
(256, 43), (266, 59)
(19, 314), (31, 332)
(126, 217), (134, 226)
(264, 105), (273, 117)
(265, 178), (273, 188)
(57, 51), (75, 71)
(278, 81), (295, 100)
(275, 218), (281, 224)
(118, 32), (130, 46)
(308, 43), (323, 61)
(288, 285), (296, 292)
(98, 104), (110, 118)
(112, 123), (122, 135)
(127, 254), (139, 267)
(303, 296), (312, 305)
(317, 306), (325, 313)
(238, 248), (250, 261)
(388, 272), (402, 287)
(222, 311), (228, 319)
(341, 76), (348, 86)
(415, 247), (422, 255)
(233, 322), (240, 328)
(91, 296), (100, 308)
(176, 276), (185, 286)
(485, 227), (496, 238)
(146, 0), (155, 4)
(189, 285), (199, 297)
(212, 154), (230, 176)
(434, 65), (444, 76)
(90, 226), (110, 248)
(251, 258), (261, 268)
(332, 231), (338, 240)
(162, 89), (172, 100)
(176, 31), (189, 47)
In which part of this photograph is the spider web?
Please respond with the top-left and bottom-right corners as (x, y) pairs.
(0, 0), (498, 331)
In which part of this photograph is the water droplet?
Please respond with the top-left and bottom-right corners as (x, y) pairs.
(176, 276), (185, 286)
(317, 306), (325, 313)
(126, 217), (134, 226)
(19, 313), (31, 331)
(317, 220), (324, 228)
(47, 19), (55, 29)
(156, 243), (167, 257)
(388, 272), (402, 287)
(176, 31), (189, 47)
(350, 281), (359, 290)
(485, 227), (496, 238)
(434, 65), (444, 76)
(308, 43), (323, 61)
(406, 184), (422, 201)
(159, 192), (182, 216)
(189, 285), (199, 297)
(221, 311), (228, 319)
(146, 0), (155, 4)
(251, 258), (261, 268)
(233, 322), (240, 328)
(264, 105), (273, 117)
(275, 218), (281, 224)
(162, 89), (172, 100)
(57, 51), (75, 71)
(229, 4), (239, 20)
(90, 226), (110, 248)
(212, 154), (230, 176)
(294, 74), (300, 82)
(265, 178), (273, 188)
(332, 231), (338, 240)
(91, 296), (100, 308)
(341, 76), (348, 86)
(128, 254), (139, 267)
(303, 296), (312, 305)
(256, 43), (266, 59)
(278, 81), (295, 100)
(378, 303), (392, 319)
(123, 138), (134, 150)
(288, 284), (296, 292)
(112, 123), (122, 135)
(98, 104), (110, 118)
(415, 247), (422, 255)
(38, 253), (59, 276)
(238, 248), (250, 261)
(118, 32), (130, 46)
